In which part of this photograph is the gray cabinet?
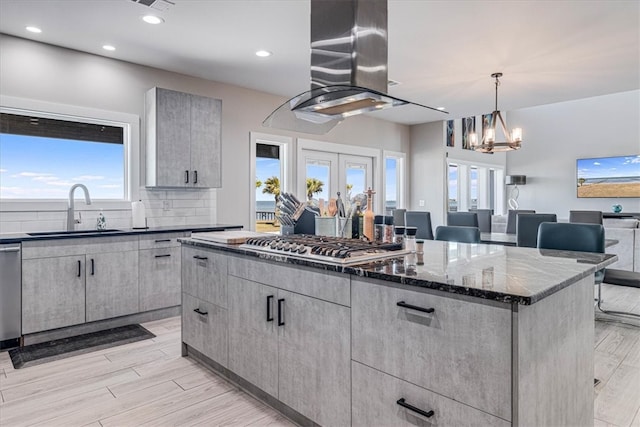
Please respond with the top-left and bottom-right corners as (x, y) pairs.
(139, 246), (181, 312)
(182, 292), (228, 367)
(182, 246), (227, 307)
(146, 87), (221, 188)
(226, 268), (350, 427)
(22, 255), (85, 334)
(86, 251), (139, 322)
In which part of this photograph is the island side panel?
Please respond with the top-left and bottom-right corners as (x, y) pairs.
(514, 275), (594, 426)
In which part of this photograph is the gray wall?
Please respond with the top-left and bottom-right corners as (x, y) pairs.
(507, 91), (640, 219)
(0, 34), (410, 231)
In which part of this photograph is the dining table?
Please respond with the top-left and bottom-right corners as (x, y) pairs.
(480, 232), (618, 248)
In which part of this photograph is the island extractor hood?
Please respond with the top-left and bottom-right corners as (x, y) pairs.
(263, 0), (447, 135)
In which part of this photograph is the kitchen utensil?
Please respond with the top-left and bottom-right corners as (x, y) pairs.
(336, 192), (346, 217)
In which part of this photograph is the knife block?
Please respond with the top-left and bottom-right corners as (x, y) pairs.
(294, 208), (319, 235)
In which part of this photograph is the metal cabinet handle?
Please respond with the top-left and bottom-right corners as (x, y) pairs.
(194, 170), (198, 184)
(90, 258), (95, 275)
(185, 170), (189, 183)
(277, 298), (285, 326)
(397, 301), (435, 314)
(77, 260), (81, 277)
(193, 255), (208, 260)
(266, 295), (274, 322)
(155, 254), (171, 258)
(154, 239), (171, 243)
(397, 398), (434, 418)
(194, 308), (208, 316)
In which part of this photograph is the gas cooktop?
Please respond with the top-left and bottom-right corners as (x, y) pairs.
(239, 234), (409, 266)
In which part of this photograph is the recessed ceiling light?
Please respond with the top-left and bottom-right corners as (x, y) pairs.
(26, 26), (42, 33)
(436, 106), (446, 111)
(255, 50), (272, 58)
(102, 45), (116, 51)
(142, 15), (164, 25)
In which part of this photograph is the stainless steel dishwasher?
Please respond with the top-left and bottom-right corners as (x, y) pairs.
(0, 243), (21, 349)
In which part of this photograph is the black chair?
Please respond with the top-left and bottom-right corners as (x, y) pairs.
(435, 225), (481, 243)
(569, 210), (603, 225)
(392, 208), (406, 227)
(506, 209), (536, 234)
(470, 209), (493, 233)
(405, 211), (434, 240)
(516, 213), (557, 248)
(446, 212), (479, 228)
(537, 222), (605, 285)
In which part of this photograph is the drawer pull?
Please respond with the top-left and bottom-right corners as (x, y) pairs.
(266, 295), (274, 322)
(397, 398), (434, 418)
(397, 301), (435, 314)
(154, 239), (171, 243)
(77, 260), (82, 277)
(277, 298), (285, 326)
(194, 308), (208, 316)
(193, 255), (208, 260)
(155, 254), (171, 258)
(194, 170), (198, 184)
(90, 258), (95, 275)
(185, 170), (190, 184)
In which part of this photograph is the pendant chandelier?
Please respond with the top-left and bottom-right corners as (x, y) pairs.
(470, 72), (522, 153)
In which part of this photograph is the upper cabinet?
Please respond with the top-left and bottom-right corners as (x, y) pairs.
(145, 87), (222, 188)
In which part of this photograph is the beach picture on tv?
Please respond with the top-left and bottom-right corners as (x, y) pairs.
(577, 155), (640, 198)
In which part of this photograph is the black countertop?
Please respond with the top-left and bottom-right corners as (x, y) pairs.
(180, 236), (617, 306)
(0, 224), (243, 244)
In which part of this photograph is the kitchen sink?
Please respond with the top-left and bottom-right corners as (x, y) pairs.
(27, 229), (123, 236)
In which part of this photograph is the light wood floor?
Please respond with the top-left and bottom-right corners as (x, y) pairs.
(0, 285), (638, 427)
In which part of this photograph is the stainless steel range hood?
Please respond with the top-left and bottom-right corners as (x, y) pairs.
(263, 0), (446, 135)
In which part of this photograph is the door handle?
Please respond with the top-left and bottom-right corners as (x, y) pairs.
(397, 301), (435, 314)
(193, 255), (208, 260)
(266, 295), (274, 322)
(185, 170), (189, 183)
(194, 170), (198, 184)
(277, 298), (285, 326)
(154, 239), (171, 243)
(396, 398), (434, 418)
(155, 254), (171, 258)
(77, 260), (81, 277)
(90, 258), (95, 275)
(193, 307), (208, 316)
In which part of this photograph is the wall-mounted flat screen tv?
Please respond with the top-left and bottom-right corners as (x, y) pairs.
(577, 155), (640, 198)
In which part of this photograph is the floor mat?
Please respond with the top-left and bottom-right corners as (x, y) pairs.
(9, 324), (155, 369)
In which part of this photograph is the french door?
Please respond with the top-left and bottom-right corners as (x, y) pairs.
(298, 149), (373, 205)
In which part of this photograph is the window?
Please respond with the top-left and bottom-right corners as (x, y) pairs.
(1, 111), (127, 200)
(447, 159), (505, 214)
(384, 151), (405, 212)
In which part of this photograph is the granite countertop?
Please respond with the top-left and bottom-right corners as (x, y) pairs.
(180, 237), (618, 305)
(0, 224), (243, 244)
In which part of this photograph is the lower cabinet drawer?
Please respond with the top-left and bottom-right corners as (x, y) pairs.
(352, 361), (510, 427)
(182, 293), (228, 367)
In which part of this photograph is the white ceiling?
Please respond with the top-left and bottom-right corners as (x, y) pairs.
(0, 0), (638, 125)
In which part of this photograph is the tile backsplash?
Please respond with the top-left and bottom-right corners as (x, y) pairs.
(0, 188), (217, 234)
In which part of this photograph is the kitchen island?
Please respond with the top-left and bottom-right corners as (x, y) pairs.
(179, 236), (616, 427)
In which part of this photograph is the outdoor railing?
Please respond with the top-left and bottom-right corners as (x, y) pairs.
(256, 211), (276, 221)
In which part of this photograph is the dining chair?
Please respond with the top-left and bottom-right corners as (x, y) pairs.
(470, 209), (493, 233)
(446, 212), (479, 228)
(506, 209), (536, 234)
(516, 213), (557, 248)
(537, 221), (605, 298)
(392, 208), (406, 227)
(569, 210), (603, 225)
(405, 211), (434, 240)
(435, 225), (481, 243)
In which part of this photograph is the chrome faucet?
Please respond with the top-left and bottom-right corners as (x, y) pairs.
(67, 184), (92, 231)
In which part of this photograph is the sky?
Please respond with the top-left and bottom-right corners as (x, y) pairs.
(0, 134), (124, 199)
(577, 155), (640, 180)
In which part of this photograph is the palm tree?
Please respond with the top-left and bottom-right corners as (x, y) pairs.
(262, 176), (280, 202)
(306, 178), (324, 200)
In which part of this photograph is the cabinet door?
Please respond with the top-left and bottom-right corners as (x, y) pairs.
(182, 246), (227, 307)
(155, 88), (191, 187)
(277, 289), (351, 427)
(22, 256), (85, 334)
(86, 251), (139, 322)
(182, 292), (228, 366)
(190, 94), (222, 188)
(139, 247), (181, 312)
(228, 276), (278, 396)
